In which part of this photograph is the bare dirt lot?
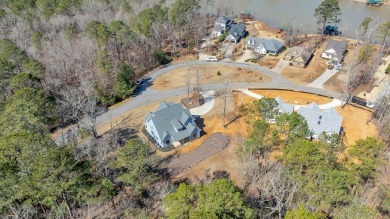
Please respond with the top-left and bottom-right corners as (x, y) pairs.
(335, 105), (377, 146)
(152, 65), (272, 90)
(245, 20), (284, 40)
(258, 57), (280, 69)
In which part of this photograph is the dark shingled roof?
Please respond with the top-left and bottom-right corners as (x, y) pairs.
(323, 39), (347, 62)
(228, 23), (246, 40)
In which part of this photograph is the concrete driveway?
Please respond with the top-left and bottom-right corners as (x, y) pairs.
(307, 68), (339, 89)
(236, 50), (254, 62)
(273, 59), (290, 73)
(189, 91), (215, 116)
(221, 42), (234, 61)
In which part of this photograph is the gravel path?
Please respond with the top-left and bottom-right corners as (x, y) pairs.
(165, 132), (229, 175)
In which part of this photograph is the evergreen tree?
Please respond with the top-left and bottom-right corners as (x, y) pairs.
(115, 63), (135, 99)
(164, 179), (254, 219)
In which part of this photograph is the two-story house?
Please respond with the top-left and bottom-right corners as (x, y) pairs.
(284, 46), (314, 67)
(211, 16), (232, 38)
(144, 102), (201, 148)
(225, 23), (247, 43)
(321, 39), (347, 65)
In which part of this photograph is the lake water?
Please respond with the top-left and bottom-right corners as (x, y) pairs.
(215, 0), (390, 36)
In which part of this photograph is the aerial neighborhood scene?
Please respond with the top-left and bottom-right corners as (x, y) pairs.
(1, 0), (390, 218)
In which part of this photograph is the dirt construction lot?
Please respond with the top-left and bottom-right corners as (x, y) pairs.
(335, 105), (377, 146)
(152, 65), (272, 90)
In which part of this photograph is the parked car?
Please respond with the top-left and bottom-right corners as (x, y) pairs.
(323, 25), (341, 36)
(136, 79), (143, 85)
(132, 87), (141, 96)
(206, 56), (219, 62)
(351, 96), (374, 108)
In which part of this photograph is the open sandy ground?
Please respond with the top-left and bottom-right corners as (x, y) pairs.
(152, 65), (272, 90)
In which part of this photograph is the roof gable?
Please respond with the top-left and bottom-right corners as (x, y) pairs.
(323, 39), (347, 55)
(298, 105), (343, 135)
(275, 96), (294, 114)
(247, 37), (284, 52)
(287, 46), (313, 63)
(216, 16), (231, 23)
(229, 24), (246, 37)
(145, 102), (200, 142)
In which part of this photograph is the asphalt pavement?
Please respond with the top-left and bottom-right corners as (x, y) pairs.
(95, 60), (341, 125)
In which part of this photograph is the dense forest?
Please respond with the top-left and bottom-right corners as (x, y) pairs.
(0, 0), (389, 218)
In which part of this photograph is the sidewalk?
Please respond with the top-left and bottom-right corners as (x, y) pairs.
(189, 91), (215, 116)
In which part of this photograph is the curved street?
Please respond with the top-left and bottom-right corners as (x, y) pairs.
(96, 60), (342, 124)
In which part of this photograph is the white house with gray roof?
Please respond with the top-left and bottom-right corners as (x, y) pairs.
(144, 102), (201, 148)
(226, 23), (247, 43)
(321, 39), (347, 65)
(246, 37), (285, 55)
(298, 103), (343, 139)
(211, 16), (232, 38)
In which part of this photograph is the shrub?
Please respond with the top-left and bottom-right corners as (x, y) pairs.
(359, 44), (373, 63)
(219, 32), (228, 42)
(155, 50), (170, 65)
(217, 71), (221, 76)
(386, 64), (390, 74)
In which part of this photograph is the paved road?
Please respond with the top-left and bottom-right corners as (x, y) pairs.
(95, 60), (341, 125)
